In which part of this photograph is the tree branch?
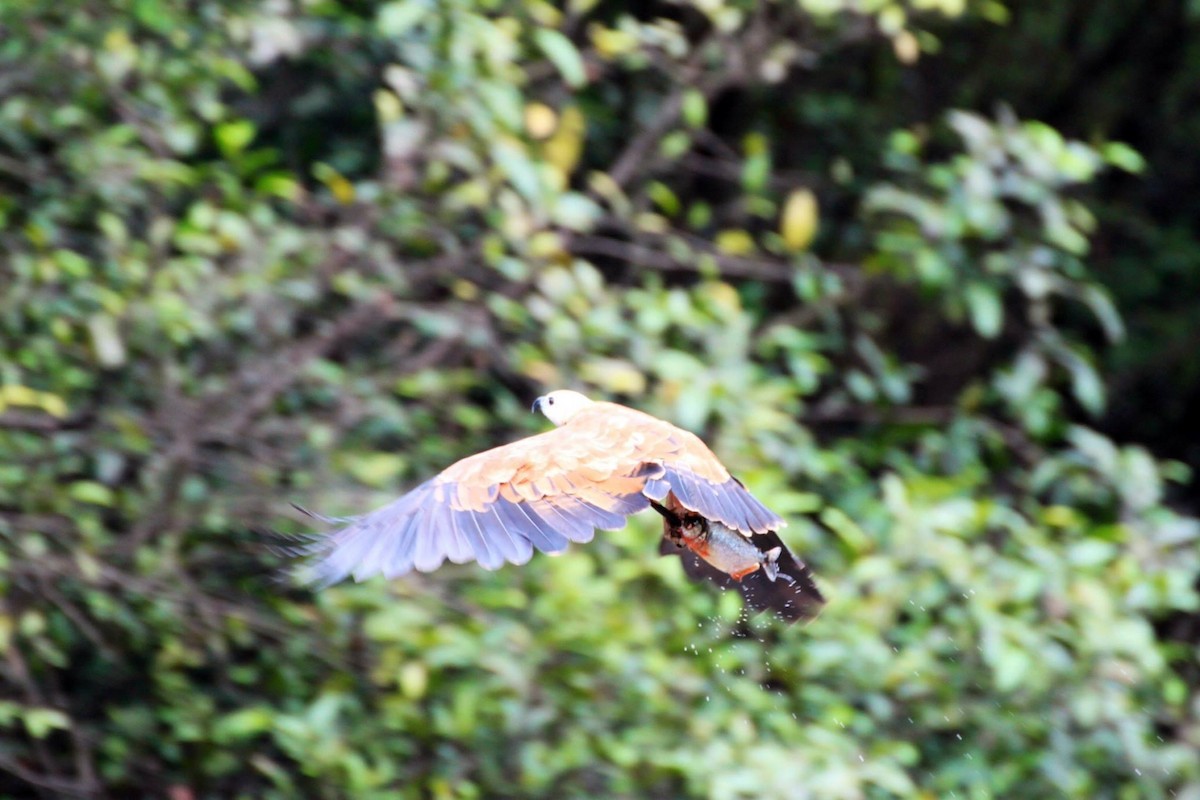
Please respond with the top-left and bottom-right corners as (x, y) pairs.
(566, 232), (862, 288)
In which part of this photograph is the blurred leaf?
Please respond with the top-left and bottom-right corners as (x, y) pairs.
(68, 481), (114, 507)
(534, 29), (586, 88)
(1102, 142), (1146, 173)
(780, 189), (819, 252)
(87, 313), (127, 367)
(215, 120), (256, 157)
(378, 0), (427, 36)
(682, 89), (707, 129)
(1078, 284), (1125, 342)
(965, 283), (1002, 338)
(313, 162), (356, 204)
(543, 105), (585, 178)
(580, 357), (647, 394)
(0, 385), (68, 417)
(1062, 349), (1105, 415)
(820, 507), (872, 553)
(524, 102), (557, 139)
(345, 453), (407, 489)
(214, 707), (276, 744)
(22, 708), (69, 739)
(715, 229), (756, 255)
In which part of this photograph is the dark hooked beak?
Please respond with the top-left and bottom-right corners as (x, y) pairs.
(531, 396), (545, 413)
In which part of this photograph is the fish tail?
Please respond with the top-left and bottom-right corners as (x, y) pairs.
(761, 546), (782, 582)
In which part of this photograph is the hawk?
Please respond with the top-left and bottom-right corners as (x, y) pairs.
(297, 390), (824, 623)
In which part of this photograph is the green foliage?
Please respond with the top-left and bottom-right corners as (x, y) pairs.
(1, 1), (1197, 798)
(867, 109), (1131, 418)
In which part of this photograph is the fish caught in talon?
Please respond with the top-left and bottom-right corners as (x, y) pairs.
(656, 501), (784, 582)
(653, 493), (824, 623)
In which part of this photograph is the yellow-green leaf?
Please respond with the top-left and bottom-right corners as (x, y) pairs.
(715, 229), (756, 256)
(215, 120), (256, 157)
(23, 708), (69, 739)
(543, 105), (585, 179)
(781, 188), (819, 252)
(69, 481), (115, 507)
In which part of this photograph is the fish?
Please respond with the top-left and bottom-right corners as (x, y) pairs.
(652, 497), (826, 624)
(672, 514), (783, 581)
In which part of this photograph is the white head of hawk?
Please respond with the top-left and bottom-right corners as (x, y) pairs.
(532, 389), (594, 426)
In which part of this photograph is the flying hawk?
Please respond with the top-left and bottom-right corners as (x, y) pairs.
(297, 390), (824, 623)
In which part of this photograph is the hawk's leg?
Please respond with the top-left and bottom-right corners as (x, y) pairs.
(648, 499), (681, 526)
(649, 500), (686, 547)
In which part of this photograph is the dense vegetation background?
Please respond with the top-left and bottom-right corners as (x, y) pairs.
(2, 1), (1198, 797)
